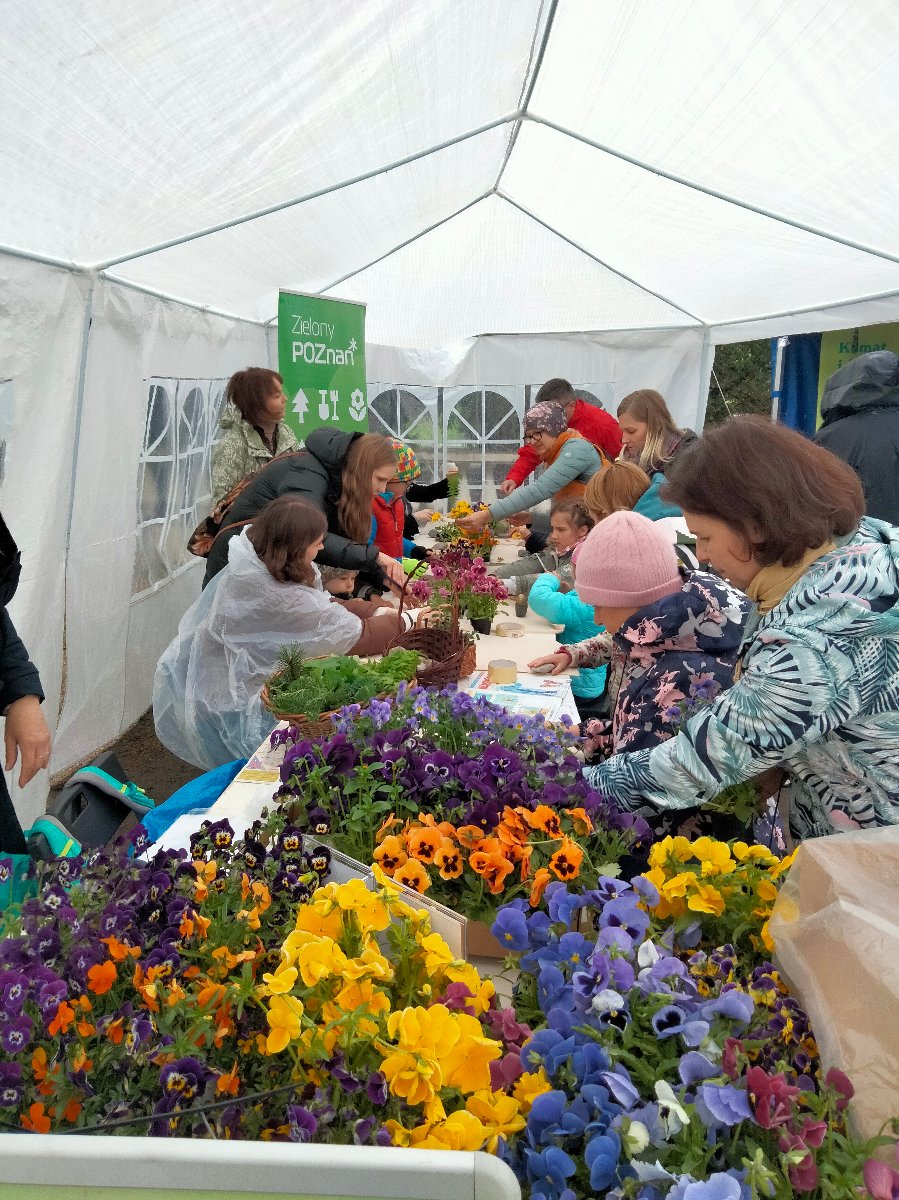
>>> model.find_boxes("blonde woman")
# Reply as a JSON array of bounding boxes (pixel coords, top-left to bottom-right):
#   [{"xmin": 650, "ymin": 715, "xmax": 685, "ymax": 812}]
[
  {"xmin": 203, "ymin": 430, "xmax": 406, "ymax": 590},
  {"xmin": 617, "ymin": 389, "xmax": 695, "ymax": 476}
]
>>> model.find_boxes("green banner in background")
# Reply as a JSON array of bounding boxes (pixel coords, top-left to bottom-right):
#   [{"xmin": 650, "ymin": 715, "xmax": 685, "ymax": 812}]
[
  {"xmin": 277, "ymin": 291, "xmax": 367, "ymax": 441},
  {"xmin": 817, "ymin": 322, "xmax": 899, "ymax": 423}
]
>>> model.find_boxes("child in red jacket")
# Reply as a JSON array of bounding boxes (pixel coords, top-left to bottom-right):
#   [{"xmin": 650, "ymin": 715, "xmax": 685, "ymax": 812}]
[{"xmin": 371, "ymin": 440, "xmax": 426, "ymax": 561}]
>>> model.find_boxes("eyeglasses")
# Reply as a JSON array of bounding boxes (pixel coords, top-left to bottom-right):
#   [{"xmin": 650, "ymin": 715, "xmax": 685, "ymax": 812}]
[{"xmin": 523, "ymin": 430, "xmax": 544, "ymax": 444}]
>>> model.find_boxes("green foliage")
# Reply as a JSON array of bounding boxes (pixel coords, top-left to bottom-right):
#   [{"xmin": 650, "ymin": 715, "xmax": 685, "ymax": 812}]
[
  {"xmin": 267, "ymin": 647, "xmax": 420, "ymax": 718},
  {"xmin": 705, "ymin": 340, "xmax": 772, "ymax": 427}
]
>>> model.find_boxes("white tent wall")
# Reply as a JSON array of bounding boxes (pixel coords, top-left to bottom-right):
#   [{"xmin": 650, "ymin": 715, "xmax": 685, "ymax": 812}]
[
  {"xmin": 52, "ymin": 279, "xmax": 268, "ymax": 775},
  {"xmin": 366, "ymin": 328, "xmax": 709, "ymax": 429},
  {"xmin": 0, "ymin": 253, "xmax": 90, "ymax": 827}
]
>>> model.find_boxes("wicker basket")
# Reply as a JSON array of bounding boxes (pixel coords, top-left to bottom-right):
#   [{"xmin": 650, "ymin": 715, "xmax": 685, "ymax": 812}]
[
  {"xmin": 387, "ymin": 566, "xmax": 476, "ymax": 688},
  {"xmin": 261, "ymin": 668, "xmax": 419, "ymax": 737}
]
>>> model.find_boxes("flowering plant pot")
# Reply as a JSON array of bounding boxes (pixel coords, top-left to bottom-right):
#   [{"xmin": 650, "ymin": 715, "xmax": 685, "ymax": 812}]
[
  {"xmin": 272, "ymin": 687, "xmax": 648, "ymax": 921},
  {"xmin": 489, "ymin": 838, "xmax": 898, "ymax": 1198}
]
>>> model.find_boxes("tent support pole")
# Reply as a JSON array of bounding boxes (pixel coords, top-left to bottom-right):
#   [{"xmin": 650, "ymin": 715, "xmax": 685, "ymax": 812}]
[
  {"xmin": 695, "ymin": 327, "xmax": 714, "ymax": 430},
  {"xmin": 64, "ymin": 273, "xmax": 97, "ymax": 555},
  {"xmin": 308, "ymin": 192, "xmax": 492, "ymax": 299},
  {"xmin": 0, "ymin": 243, "xmax": 81, "ymax": 272},
  {"xmin": 92, "ymin": 114, "xmax": 520, "ymax": 271},
  {"xmin": 710, "ymin": 286, "xmax": 899, "ymax": 333},
  {"xmin": 497, "ymin": 190, "xmax": 705, "ymax": 325},
  {"xmin": 492, "ymin": 0, "xmax": 560, "ymax": 192},
  {"xmin": 527, "ymin": 115, "xmax": 899, "ymax": 267}
]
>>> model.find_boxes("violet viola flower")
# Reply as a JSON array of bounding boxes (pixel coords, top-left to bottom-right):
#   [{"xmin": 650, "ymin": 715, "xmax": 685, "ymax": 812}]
[
  {"xmin": 694, "ymin": 1082, "xmax": 753, "ymax": 1128},
  {"xmin": 365, "ymin": 1072, "xmax": 388, "ymax": 1106},
  {"xmin": 287, "ymin": 1104, "xmax": 318, "ymax": 1143},
  {"xmin": 0, "ymin": 969, "xmax": 27, "ymax": 1015},
  {"xmin": 0, "ymin": 1013, "xmax": 32, "ymax": 1055},
  {"xmin": 863, "ymin": 1156, "xmax": 899, "ymax": 1200},
  {"xmin": 0, "ymin": 1062, "xmax": 23, "ymax": 1108}
]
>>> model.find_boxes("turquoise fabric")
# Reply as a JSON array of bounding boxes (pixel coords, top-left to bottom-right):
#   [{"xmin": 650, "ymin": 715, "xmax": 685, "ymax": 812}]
[
  {"xmin": 585, "ymin": 518, "xmax": 899, "ymax": 842},
  {"xmin": 528, "ymin": 573, "xmax": 607, "ymax": 699},
  {"xmin": 490, "ymin": 438, "xmax": 602, "ymax": 520},
  {"xmin": 633, "ymin": 473, "xmax": 682, "ymax": 520}
]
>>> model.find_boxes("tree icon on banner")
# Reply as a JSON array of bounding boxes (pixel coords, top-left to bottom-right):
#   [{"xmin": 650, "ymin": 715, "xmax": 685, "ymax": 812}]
[
  {"xmin": 292, "ymin": 388, "xmax": 309, "ymax": 423},
  {"xmin": 349, "ymin": 388, "xmax": 367, "ymax": 423}
]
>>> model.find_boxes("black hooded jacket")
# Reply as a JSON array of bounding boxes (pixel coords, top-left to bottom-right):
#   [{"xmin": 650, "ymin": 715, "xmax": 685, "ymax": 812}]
[
  {"xmin": 203, "ymin": 428, "xmax": 383, "ymax": 586},
  {"xmin": 815, "ymin": 350, "xmax": 899, "ymax": 526}
]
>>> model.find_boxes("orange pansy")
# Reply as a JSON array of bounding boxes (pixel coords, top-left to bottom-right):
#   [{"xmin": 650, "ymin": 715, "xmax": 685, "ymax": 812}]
[
  {"xmin": 529, "ymin": 867, "xmax": 552, "ymax": 906},
  {"xmin": 373, "ymin": 835, "xmax": 408, "ymax": 873},
  {"xmin": 434, "ymin": 839, "xmax": 464, "ymax": 880},
  {"xmin": 407, "ymin": 826, "xmax": 443, "ymax": 863},
  {"xmin": 469, "ymin": 848, "xmax": 515, "ymax": 894},
  {"xmin": 548, "ymin": 838, "xmax": 584, "ymax": 881},
  {"xmin": 87, "ymin": 960, "xmax": 117, "ymax": 996},
  {"xmin": 527, "ymin": 805, "xmax": 563, "ymax": 838},
  {"xmin": 394, "ymin": 859, "xmax": 431, "ymax": 894}
]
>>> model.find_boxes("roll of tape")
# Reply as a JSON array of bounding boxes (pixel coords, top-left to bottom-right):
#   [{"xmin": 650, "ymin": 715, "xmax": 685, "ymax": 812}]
[{"xmin": 487, "ymin": 658, "xmax": 518, "ymax": 684}]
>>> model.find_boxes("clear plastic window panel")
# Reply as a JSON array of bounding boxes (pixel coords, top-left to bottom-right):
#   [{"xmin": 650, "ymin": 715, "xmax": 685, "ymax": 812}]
[
  {"xmin": 131, "ymin": 376, "xmax": 227, "ymax": 597},
  {"xmin": 367, "ymin": 385, "xmax": 439, "ymax": 483}
]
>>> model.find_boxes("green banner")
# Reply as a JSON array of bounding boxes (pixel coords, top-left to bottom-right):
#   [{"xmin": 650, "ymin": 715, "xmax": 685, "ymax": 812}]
[
  {"xmin": 277, "ymin": 290, "xmax": 367, "ymax": 441},
  {"xmin": 816, "ymin": 322, "xmax": 899, "ymax": 424}
]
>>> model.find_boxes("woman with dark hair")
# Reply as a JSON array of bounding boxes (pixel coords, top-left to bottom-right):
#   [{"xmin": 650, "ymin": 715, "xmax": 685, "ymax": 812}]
[
  {"xmin": 617, "ymin": 389, "xmax": 695, "ymax": 476},
  {"xmin": 155, "ymin": 496, "xmax": 415, "ymax": 769},
  {"xmin": 582, "ymin": 415, "xmax": 899, "ymax": 843},
  {"xmin": 211, "ymin": 368, "xmax": 300, "ymax": 504},
  {"xmin": 203, "ymin": 429, "xmax": 406, "ymax": 590}
]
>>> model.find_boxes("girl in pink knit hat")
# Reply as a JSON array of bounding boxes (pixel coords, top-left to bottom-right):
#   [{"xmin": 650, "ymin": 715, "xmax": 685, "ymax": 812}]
[{"xmin": 537, "ymin": 511, "xmax": 750, "ymax": 838}]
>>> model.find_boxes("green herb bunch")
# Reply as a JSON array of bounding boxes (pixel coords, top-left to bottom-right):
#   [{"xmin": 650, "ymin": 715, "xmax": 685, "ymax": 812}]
[{"xmin": 267, "ymin": 647, "xmax": 420, "ymax": 719}]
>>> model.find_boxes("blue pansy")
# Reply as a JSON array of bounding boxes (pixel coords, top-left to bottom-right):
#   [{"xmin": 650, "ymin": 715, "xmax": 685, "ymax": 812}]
[
  {"xmin": 585, "ymin": 1130, "xmax": 622, "ymax": 1190},
  {"xmin": 694, "ymin": 1083, "xmax": 753, "ymax": 1129},
  {"xmin": 491, "ymin": 906, "xmax": 530, "ymax": 952}
]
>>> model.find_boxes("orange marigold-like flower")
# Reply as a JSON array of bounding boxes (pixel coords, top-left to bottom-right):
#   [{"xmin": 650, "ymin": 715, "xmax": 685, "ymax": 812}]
[
  {"xmin": 529, "ymin": 867, "xmax": 552, "ymax": 906},
  {"xmin": 21, "ymin": 1103, "xmax": 52, "ymax": 1134},
  {"xmin": 564, "ymin": 807, "xmax": 594, "ymax": 836},
  {"xmin": 373, "ymin": 835, "xmax": 408, "ymax": 873},
  {"xmin": 527, "ymin": 805, "xmax": 563, "ymax": 838},
  {"xmin": 87, "ymin": 960, "xmax": 117, "ymax": 996},
  {"xmin": 469, "ymin": 848, "xmax": 515, "ymax": 895},
  {"xmin": 48, "ymin": 1001, "xmax": 75, "ymax": 1035},
  {"xmin": 548, "ymin": 838, "xmax": 584, "ymax": 881},
  {"xmin": 394, "ymin": 859, "xmax": 431, "ymax": 894},
  {"xmin": 434, "ymin": 839, "xmax": 464, "ymax": 880},
  {"xmin": 454, "ymin": 824, "xmax": 486, "ymax": 849},
  {"xmin": 407, "ymin": 826, "xmax": 444, "ymax": 864}
]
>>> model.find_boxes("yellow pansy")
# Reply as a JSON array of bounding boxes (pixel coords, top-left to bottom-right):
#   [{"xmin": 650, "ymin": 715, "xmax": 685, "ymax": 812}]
[
  {"xmin": 756, "ymin": 878, "xmax": 778, "ymax": 902},
  {"xmin": 648, "ymin": 835, "xmax": 693, "ymax": 870},
  {"xmin": 295, "ymin": 939, "xmax": 348, "ymax": 987},
  {"xmin": 264, "ymin": 993, "xmax": 305, "ymax": 1055},
  {"xmin": 381, "ymin": 1049, "xmax": 440, "ymax": 1105},
  {"xmin": 466, "ymin": 1092, "xmax": 526, "ymax": 1153},
  {"xmin": 292, "ymin": 900, "xmax": 344, "ymax": 942},
  {"xmin": 685, "ymin": 880, "xmax": 726, "ymax": 917},
  {"xmin": 415, "ymin": 1109, "xmax": 489, "ymax": 1151},
  {"xmin": 418, "ymin": 932, "xmax": 456, "ymax": 974},
  {"xmin": 513, "ymin": 1067, "xmax": 552, "ymax": 1111},
  {"xmin": 691, "ymin": 836, "xmax": 735, "ymax": 876},
  {"xmin": 332, "ymin": 879, "xmax": 391, "ymax": 933},
  {"xmin": 260, "ymin": 965, "xmax": 298, "ymax": 995},
  {"xmin": 339, "ymin": 946, "xmax": 393, "ymax": 983}
]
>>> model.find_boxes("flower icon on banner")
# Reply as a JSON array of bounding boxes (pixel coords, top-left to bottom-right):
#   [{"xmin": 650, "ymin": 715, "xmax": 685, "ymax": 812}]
[
  {"xmin": 348, "ymin": 338, "xmax": 357, "ymax": 352},
  {"xmin": 349, "ymin": 388, "xmax": 367, "ymax": 422}
]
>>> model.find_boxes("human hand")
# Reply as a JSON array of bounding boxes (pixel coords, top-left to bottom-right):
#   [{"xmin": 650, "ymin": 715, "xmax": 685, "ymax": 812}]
[
  {"xmin": 415, "ymin": 608, "xmax": 439, "ymax": 628},
  {"xmin": 504, "ymin": 510, "xmax": 531, "ymax": 528},
  {"xmin": 498, "ymin": 480, "xmax": 518, "ymax": 497},
  {"xmin": 377, "ymin": 554, "xmax": 407, "ymax": 589},
  {"xmin": 456, "ymin": 509, "xmax": 491, "ymax": 532},
  {"xmin": 5, "ymin": 694, "xmax": 51, "ymax": 787},
  {"xmin": 527, "ymin": 651, "xmax": 571, "ymax": 675}
]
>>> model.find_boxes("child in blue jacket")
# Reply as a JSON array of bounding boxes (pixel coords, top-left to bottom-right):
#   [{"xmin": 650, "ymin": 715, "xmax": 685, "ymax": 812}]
[{"xmin": 527, "ymin": 500, "xmax": 607, "ymax": 719}]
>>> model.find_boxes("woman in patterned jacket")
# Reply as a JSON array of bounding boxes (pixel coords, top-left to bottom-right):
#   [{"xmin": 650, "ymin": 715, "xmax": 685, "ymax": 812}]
[
  {"xmin": 569, "ymin": 416, "xmax": 899, "ymax": 843},
  {"xmin": 211, "ymin": 368, "xmax": 300, "ymax": 504}
]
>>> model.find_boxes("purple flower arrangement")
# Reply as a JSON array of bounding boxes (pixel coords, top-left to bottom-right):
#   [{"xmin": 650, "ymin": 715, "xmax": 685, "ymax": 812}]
[{"xmin": 491, "ymin": 873, "xmax": 899, "ymax": 1199}]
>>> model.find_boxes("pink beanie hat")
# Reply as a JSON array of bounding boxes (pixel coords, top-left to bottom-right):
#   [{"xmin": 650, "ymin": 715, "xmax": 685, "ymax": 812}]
[{"xmin": 575, "ymin": 511, "xmax": 681, "ymax": 608}]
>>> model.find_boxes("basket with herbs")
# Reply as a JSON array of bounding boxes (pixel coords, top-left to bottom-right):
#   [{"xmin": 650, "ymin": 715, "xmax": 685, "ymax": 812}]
[{"xmin": 261, "ymin": 645, "xmax": 420, "ymax": 735}]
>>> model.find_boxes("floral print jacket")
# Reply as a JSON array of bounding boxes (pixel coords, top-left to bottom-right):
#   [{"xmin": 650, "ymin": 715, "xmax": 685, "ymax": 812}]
[
  {"xmin": 583, "ymin": 571, "xmax": 748, "ymax": 758},
  {"xmin": 585, "ymin": 518, "xmax": 899, "ymax": 842}
]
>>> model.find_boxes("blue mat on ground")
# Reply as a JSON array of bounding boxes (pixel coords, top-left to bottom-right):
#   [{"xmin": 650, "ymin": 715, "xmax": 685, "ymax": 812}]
[{"xmin": 142, "ymin": 759, "xmax": 246, "ymax": 843}]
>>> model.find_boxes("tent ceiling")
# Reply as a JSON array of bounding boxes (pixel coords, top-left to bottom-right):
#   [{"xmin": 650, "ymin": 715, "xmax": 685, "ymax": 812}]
[{"xmin": 3, "ymin": 0, "xmax": 899, "ymax": 342}]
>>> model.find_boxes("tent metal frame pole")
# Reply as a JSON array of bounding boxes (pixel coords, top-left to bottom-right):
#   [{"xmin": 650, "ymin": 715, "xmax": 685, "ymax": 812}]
[
  {"xmin": 262, "ymin": 192, "xmax": 494, "ymax": 323},
  {"xmin": 492, "ymin": 0, "xmax": 559, "ymax": 192},
  {"xmin": 0, "ymin": 242, "xmax": 82, "ymax": 272},
  {"xmin": 526, "ymin": 115, "xmax": 899, "ymax": 268},
  {"xmin": 64, "ymin": 273, "xmax": 97, "ymax": 554},
  {"xmin": 497, "ymin": 190, "xmax": 707, "ymax": 326},
  {"xmin": 710, "ymin": 286, "xmax": 899, "ymax": 331},
  {"xmin": 695, "ymin": 327, "xmax": 714, "ymax": 430},
  {"xmin": 92, "ymin": 114, "xmax": 521, "ymax": 271},
  {"xmin": 100, "ymin": 272, "xmax": 269, "ymax": 327}
]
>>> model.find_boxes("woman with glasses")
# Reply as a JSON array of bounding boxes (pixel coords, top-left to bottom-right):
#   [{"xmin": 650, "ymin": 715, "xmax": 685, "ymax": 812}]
[{"xmin": 456, "ymin": 402, "xmax": 603, "ymax": 536}]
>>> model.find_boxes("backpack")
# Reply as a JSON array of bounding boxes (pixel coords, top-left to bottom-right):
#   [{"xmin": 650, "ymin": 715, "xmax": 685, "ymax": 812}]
[{"xmin": 187, "ymin": 450, "xmax": 307, "ymax": 558}]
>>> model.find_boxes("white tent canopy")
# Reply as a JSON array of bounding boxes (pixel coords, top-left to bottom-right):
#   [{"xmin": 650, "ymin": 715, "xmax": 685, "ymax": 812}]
[{"xmin": 2, "ymin": 0, "xmax": 899, "ymax": 819}]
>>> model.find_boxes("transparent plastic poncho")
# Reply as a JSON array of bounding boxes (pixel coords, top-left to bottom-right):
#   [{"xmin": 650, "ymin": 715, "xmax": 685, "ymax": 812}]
[{"xmin": 153, "ymin": 529, "xmax": 362, "ymax": 770}]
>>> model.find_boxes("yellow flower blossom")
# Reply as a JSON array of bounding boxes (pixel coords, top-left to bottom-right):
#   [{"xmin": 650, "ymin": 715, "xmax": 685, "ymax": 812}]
[
  {"xmin": 260, "ymin": 965, "xmax": 298, "ymax": 995},
  {"xmin": 691, "ymin": 836, "xmax": 735, "ymax": 876},
  {"xmin": 513, "ymin": 1067, "xmax": 553, "ymax": 1111},
  {"xmin": 292, "ymin": 901, "xmax": 344, "ymax": 942},
  {"xmin": 264, "ymin": 993, "xmax": 304, "ymax": 1055},
  {"xmin": 466, "ymin": 1091, "xmax": 526, "ymax": 1153},
  {"xmin": 331, "ymin": 879, "xmax": 391, "ymax": 933},
  {"xmin": 686, "ymin": 880, "xmax": 726, "ymax": 917},
  {"xmin": 339, "ymin": 946, "xmax": 393, "ymax": 983},
  {"xmin": 648, "ymin": 835, "xmax": 693, "ymax": 869},
  {"xmin": 294, "ymin": 938, "xmax": 348, "ymax": 988}
]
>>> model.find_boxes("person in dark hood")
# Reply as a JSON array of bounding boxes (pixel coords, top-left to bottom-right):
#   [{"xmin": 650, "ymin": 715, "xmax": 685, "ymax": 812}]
[
  {"xmin": 0, "ymin": 513, "xmax": 52, "ymax": 853},
  {"xmin": 815, "ymin": 349, "xmax": 899, "ymax": 525},
  {"xmin": 202, "ymin": 429, "xmax": 406, "ymax": 590}
]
